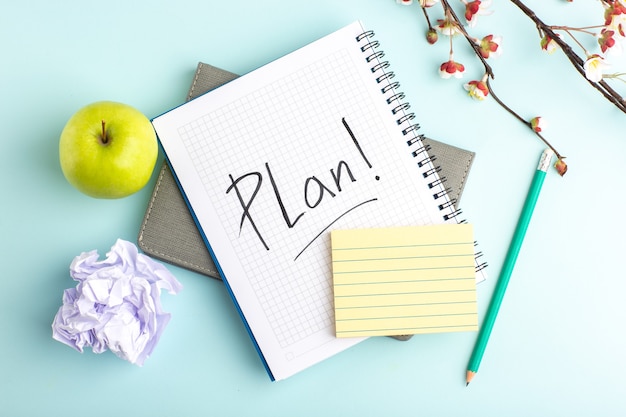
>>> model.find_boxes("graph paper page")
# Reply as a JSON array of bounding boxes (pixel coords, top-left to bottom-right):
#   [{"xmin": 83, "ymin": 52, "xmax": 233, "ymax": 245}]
[{"xmin": 152, "ymin": 21, "xmax": 459, "ymax": 380}]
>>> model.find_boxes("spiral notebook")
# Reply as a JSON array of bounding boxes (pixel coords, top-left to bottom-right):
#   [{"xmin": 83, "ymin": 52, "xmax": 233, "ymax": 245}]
[{"xmin": 151, "ymin": 21, "xmax": 486, "ymax": 381}]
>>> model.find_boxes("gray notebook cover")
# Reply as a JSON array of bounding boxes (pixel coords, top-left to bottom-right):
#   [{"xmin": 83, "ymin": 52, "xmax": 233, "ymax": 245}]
[{"xmin": 138, "ymin": 62, "xmax": 476, "ymax": 281}]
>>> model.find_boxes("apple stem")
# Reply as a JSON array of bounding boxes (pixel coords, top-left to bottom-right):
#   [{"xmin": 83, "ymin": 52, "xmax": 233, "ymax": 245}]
[
  {"xmin": 100, "ymin": 120, "xmax": 109, "ymax": 145},
  {"xmin": 100, "ymin": 120, "xmax": 109, "ymax": 144}
]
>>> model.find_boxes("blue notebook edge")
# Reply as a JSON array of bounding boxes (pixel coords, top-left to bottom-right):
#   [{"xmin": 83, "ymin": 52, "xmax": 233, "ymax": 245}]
[{"xmin": 155, "ymin": 141, "xmax": 276, "ymax": 381}]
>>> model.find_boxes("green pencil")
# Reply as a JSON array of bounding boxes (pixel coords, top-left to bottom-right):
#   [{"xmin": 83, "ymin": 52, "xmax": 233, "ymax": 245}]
[{"xmin": 466, "ymin": 148, "xmax": 554, "ymax": 385}]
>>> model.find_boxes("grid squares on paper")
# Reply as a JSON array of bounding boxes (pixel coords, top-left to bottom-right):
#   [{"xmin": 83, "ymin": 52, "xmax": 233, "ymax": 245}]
[{"xmin": 177, "ymin": 48, "xmax": 437, "ymax": 348}]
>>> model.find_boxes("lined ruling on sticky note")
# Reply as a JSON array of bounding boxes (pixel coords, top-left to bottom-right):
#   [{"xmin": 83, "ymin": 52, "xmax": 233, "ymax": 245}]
[{"xmin": 331, "ymin": 224, "xmax": 478, "ymax": 338}]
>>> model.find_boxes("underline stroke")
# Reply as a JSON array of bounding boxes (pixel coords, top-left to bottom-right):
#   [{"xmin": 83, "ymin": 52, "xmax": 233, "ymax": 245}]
[{"xmin": 293, "ymin": 198, "xmax": 378, "ymax": 261}]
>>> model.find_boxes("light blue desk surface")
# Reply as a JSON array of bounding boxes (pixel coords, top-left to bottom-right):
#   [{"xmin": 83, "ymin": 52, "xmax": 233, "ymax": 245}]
[{"xmin": 2, "ymin": 1, "xmax": 625, "ymax": 415}]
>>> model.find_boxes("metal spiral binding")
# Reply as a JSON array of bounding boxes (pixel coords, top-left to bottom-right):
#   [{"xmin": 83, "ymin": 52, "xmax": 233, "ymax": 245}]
[
  {"xmin": 356, "ymin": 29, "xmax": 485, "ymax": 274},
  {"xmin": 475, "ymin": 250, "xmax": 488, "ymax": 272},
  {"xmin": 356, "ymin": 30, "xmax": 450, "ymax": 202}
]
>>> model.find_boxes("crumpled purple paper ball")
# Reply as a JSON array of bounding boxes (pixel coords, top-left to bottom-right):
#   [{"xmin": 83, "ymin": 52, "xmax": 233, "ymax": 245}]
[{"xmin": 52, "ymin": 239, "xmax": 182, "ymax": 366}]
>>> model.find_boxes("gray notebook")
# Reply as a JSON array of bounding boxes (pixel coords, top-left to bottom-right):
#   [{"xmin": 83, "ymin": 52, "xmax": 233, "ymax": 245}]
[{"xmin": 138, "ymin": 62, "xmax": 476, "ymax": 281}]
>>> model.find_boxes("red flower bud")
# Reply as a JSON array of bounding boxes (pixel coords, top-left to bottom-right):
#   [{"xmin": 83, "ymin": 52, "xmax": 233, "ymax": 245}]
[
  {"xmin": 426, "ymin": 28, "xmax": 438, "ymax": 44},
  {"xmin": 554, "ymin": 158, "xmax": 568, "ymax": 176}
]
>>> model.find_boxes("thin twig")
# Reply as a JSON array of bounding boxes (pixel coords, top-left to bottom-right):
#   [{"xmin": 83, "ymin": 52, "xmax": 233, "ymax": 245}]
[
  {"xmin": 486, "ymin": 78, "xmax": 563, "ymax": 159},
  {"xmin": 420, "ymin": 4, "xmax": 434, "ymax": 29}
]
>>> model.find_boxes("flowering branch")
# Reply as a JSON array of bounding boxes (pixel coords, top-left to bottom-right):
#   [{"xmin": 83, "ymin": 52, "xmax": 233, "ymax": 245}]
[
  {"xmin": 400, "ymin": 0, "xmax": 626, "ymax": 176},
  {"xmin": 429, "ymin": 0, "xmax": 569, "ymax": 174},
  {"xmin": 441, "ymin": 0, "xmax": 494, "ymax": 79},
  {"xmin": 438, "ymin": 0, "xmax": 565, "ymax": 162},
  {"xmin": 510, "ymin": 0, "xmax": 626, "ymax": 114}
]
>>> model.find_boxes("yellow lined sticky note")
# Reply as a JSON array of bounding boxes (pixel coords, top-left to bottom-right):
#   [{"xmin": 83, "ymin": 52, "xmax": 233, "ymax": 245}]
[{"xmin": 331, "ymin": 223, "xmax": 478, "ymax": 338}]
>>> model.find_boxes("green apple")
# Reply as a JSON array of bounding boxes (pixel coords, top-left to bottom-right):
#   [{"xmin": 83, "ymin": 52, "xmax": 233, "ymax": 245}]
[{"xmin": 59, "ymin": 101, "xmax": 158, "ymax": 198}]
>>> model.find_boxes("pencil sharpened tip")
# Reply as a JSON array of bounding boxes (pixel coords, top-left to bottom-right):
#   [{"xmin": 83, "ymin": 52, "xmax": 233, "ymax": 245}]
[{"xmin": 465, "ymin": 370, "xmax": 475, "ymax": 386}]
